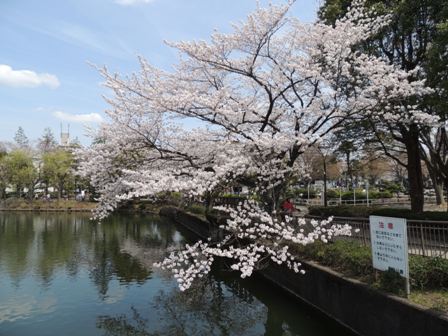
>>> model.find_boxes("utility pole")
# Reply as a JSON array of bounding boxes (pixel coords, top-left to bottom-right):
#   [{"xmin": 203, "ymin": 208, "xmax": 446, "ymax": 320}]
[
  {"xmin": 339, "ymin": 183, "xmax": 342, "ymax": 205},
  {"xmin": 323, "ymin": 155, "xmax": 328, "ymax": 207},
  {"xmin": 307, "ymin": 182, "xmax": 310, "ymax": 204},
  {"xmin": 366, "ymin": 180, "xmax": 369, "ymax": 207}
]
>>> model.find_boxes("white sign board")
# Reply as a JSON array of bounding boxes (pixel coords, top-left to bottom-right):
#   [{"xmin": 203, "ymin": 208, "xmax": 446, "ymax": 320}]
[{"xmin": 369, "ymin": 216, "xmax": 409, "ymax": 279}]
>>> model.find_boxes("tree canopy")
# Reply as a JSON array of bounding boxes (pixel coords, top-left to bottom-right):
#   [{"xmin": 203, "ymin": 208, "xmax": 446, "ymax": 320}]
[{"xmin": 78, "ymin": 1, "xmax": 435, "ymax": 290}]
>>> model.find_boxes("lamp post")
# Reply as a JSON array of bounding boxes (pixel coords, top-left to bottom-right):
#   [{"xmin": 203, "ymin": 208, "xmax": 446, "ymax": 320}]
[
  {"xmin": 366, "ymin": 180, "xmax": 369, "ymax": 207},
  {"xmin": 307, "ymin": 182, "xmax": 310, "ymax": 203},
  {"xmin": 339, "ymin": 183, "xmax": 342, "ymax": 205}
]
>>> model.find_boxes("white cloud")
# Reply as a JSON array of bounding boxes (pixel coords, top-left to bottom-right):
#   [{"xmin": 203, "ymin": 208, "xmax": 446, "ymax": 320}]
[
  {"xmin": 115, "ymin": 0, "xmax": 155, "ymax": 6},
  {"xmin": 53, "ymin": 111, "xmax": 103, "ymax": 123},
  {"xmin": 0, "ymin": 64, "xmax": 60, "ymax": 89}
]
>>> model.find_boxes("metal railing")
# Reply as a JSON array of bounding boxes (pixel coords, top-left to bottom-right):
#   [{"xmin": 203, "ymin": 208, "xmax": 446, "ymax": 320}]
[
  {"xmin": 214, "ymin": 196, "xmax": 247, "ymax": 207},
  {"xmin": 212, "ymin": 197, "xmax": 448, "ymax": 258},
  {"xmin": 307, "ymin": 215, "xmax": 448, "ymax": 259},
  {"xmin": 295, "ymin": 196, "xmax": 444, "ymax": 207}
]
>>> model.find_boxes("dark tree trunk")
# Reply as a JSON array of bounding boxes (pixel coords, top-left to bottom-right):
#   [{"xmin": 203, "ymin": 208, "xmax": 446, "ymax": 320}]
[
  {"xmin": 442, "ymin": 178, "xmax": 448, "ymax": 212},
  {"xmin": 445, "ymin": 178, "xmax": 448, "ymax": 212},
  {"xmin": 58, "ymin": 182, "xmax": 63, "ymax": 199},
  {"xmin": 404, "ymin": 126, "xmax": 424, "ymax": 212},
  {"xmin": 27, "ymin": 186, "xmax": 34, "ymax": 201},
  {"xmin": 422, "ymin": 154, "xmax": 445, "ymax": 207},
  {"xmin": 434, "ymin": 180, "xmax": 444, "ymax": 206},
  {"xmin": 346, "ymin": 151, "xmax": 351, "ymax": 189},
  {"xmin": 261, "ymin": 180, "xmax": 289, "ymax": 215},
  {"xmin": 323, "ymin": 156, "xmax": 328, "ymax": 207},
  {"xmin": 432, "ymin": 175, "xmax": 445, "ymax": 206}
]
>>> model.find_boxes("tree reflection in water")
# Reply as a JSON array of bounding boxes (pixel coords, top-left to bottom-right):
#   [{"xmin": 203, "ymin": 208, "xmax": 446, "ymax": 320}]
[
  {"xmin": 1, "ymin": 213, "xmax": 354, "ymax": 336},
  {"xmin": 97, "ymin": 274, "xmax": 266, "ymax": 336},
  {"xmin": 97, "ymin": 307, "xmax": 152, "ymax": 336},
  {"xmin": 0, "ymin": 213, "xmax": 175, "ymax": 297}
]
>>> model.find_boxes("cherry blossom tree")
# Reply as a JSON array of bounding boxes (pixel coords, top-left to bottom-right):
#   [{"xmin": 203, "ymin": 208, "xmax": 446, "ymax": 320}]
[{"xmin": 78, "ymin": 0, "xmax": 434, "ymax": 290}]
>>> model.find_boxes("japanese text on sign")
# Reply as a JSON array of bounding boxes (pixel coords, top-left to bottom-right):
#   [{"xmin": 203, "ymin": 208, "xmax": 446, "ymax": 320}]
[{"xmin": 369, "ymin": 216, "xmax": 409, "ymax": 279}]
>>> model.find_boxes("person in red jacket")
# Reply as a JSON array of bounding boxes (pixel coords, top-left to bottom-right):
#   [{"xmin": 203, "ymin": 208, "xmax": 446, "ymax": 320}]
[{"xmin": 281, "ymin": 198, "xmax": 295, "ymax": 213}]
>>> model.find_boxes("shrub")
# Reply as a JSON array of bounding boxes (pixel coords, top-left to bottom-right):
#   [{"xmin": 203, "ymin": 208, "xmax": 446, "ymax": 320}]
[
  {"xmin": 372, "ymin": 208, "xmax": 448, "ymax": 221},
  {"xmin": 378, "ymin": 269, "xmax": 405, "ymax": 295},
  {"xmin": 381, "ymin": 182, "xmax": 404, "ymax": 195},
  {"xmin": 376, "ymin": 191, "xmax": 393, "ymax": 199},
  {"xmin": 341, "ymin": 190, "xmax": 367, "ymax": 200},
  {"xmin": 322, "ymin": 240, "xmax": 373, "ymax": 276},
  {"xmin": 4, "ymin": 197, "xmax": 29, "ymax": 209},
  {"xmin": 186, "ymin": 204, "xmax": 206, "ymax": 215},
  {"xmin": 295, "ymin": 240, "xmax": 373, "ymax": 277},
  {"xmin": 293, "ymin": 239, "xmax": 448, "ymax": 292},
  {"xmin": 409, "ymin": 256, "xmax": 448, "ymax": 289},
  {"xmin": 308, "ymin": 205, "xmax": 374, "ymax": 218},
  {"xmin": 326, "ymin": 189, "xmax": 341, "ymax": 199}
]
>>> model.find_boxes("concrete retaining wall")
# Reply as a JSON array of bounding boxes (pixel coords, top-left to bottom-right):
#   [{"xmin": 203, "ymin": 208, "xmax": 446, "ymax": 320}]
[{"xmin": 160, "ymin": 206, "xmax": 448, "ymax": 336}]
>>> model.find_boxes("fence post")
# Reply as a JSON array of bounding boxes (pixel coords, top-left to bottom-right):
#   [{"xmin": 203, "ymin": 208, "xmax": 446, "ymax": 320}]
[
  {"xmin": 361, "ymin": 219, "xmax": 368, "ymax": 246},
  {"xmin": 419, "ymin": 223, "xmax": 426, "ymax": 256}
]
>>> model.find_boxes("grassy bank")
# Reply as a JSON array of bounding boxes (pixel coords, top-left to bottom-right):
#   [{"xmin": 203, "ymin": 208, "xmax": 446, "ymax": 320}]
[
  {"xmin": 291, "ymin": 239, "xmax": 448, "ymax": 312},
  {"xmin": 0, "ymin": 198, "xmax": 97, "ymax": 211}
]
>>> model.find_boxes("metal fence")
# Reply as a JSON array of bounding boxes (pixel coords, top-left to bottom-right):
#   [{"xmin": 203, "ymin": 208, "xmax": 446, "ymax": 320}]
[
  {"xmin": 212, "ymin": 197, "xmax": 448, "ymax": 258},
  {"xmin": 307, "ymin": 215, "xmax": 448, "ymax": 259},
  {"xmin": 295, "ymin": 196, "xmax": 444, "ymax": 207}
]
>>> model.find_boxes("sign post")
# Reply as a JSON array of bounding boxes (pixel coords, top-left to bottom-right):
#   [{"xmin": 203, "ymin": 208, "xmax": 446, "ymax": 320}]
[{"xmin": 369, "ymin": 216, "xmax": 410, "ymax": 296}]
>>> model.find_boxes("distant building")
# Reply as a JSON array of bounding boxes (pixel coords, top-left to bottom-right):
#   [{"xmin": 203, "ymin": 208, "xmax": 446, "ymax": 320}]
[
  {"xmin": 58, "ymin": 124, "xmax": 80, "ymax": 151},
  {"xmin": 60, "ymin": 124, "xmax": 70, "ymax": 147}
]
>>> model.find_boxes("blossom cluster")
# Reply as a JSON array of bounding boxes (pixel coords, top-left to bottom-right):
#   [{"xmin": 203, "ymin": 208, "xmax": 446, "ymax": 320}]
[
  {"xmin": 78, "ymin": 1, "xmax": 433, "ymax": 289},
  {"xmin": 155, "ymin": 200, "xmax": 354, "ymax": 291}
]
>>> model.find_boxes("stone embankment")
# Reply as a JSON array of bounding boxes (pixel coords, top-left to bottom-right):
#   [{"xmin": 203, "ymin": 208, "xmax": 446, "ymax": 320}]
[{"xmin": 160, "ymin": 206, "xmax": 448, "ymax": 336}]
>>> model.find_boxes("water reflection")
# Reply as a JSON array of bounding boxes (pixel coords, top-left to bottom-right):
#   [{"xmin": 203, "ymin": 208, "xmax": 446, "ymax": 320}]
[
  {"xmin": 98, "ymin": 275, "xmax": 266, "ymax": 336},
  {"xmin": 0, "ymin": 213, "xmax": 175, "ymax": 296},
  {"xmin": 0, "ymin": 213, "xmax": 354, "ymax": 336},
  {"xmin": 0, "ymin": 295, "xmax": 57, "ymax": 323}
]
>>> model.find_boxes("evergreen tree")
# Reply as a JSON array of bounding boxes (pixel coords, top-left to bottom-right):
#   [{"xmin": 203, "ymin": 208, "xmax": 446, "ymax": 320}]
[
  {"xmin": 14, "ymin": 127, "xmax": 29, "ymax": 149},
  {"xmin": 38, "ymin": 128, "xmax": 58, "ymax": 153}
]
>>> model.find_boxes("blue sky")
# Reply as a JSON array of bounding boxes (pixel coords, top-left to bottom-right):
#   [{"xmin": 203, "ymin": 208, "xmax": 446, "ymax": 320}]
[{"xmin": 0, "ymin": 0, "xmax": 319, "ymax": 146}]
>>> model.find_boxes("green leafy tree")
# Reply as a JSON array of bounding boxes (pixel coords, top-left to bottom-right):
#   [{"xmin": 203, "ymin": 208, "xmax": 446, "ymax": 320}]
[
  {"xmin": 319, "ymin": 0, "xmax": 448, "ymax": 212},
  {"xmin": 4, "ymin": 150, "xmax": 37, "ymax": 199},
  {"xmin": 0, "ymin": 149, "xmax": 7, "ymax": 199},
  {"xmin": 42, "ymin": 150, "xmax": 74, "ymax": 199},
  {"xmin": 419, "ymin": 12, "xmax": 448, "ymax": 208}
]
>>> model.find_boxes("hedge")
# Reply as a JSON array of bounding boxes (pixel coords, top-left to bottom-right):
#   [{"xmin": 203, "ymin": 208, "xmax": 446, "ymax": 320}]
[
  {"xmin": 292, "ymin": 240, "xmax": 448, "ymax": 292},
  {"xmin": 340, "ymin": 190, "xmax": 392, "ymax": 200},
  {"xmin": 308, "ymin": 205, "xmax": 448, "ymax": 221}
]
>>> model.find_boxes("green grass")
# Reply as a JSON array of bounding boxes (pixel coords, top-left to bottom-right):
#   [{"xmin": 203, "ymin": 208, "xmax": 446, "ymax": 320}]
[
  {"xmin": 409, "ymin": 290, "xmax": 448, "ymax": 312},
  {"xmin": 0, "ymin": 198, "xmax": 96, "ymax": 210},
  {"xmin": 291, "ymin": 239, "xmax": 448, "ymax": 312}
]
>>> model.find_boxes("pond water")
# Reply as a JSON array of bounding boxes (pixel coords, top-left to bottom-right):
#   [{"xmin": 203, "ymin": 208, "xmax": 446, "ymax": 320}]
[{"xmin": 0, "ymin": 212, "xmax": 355, "ymax": 336}]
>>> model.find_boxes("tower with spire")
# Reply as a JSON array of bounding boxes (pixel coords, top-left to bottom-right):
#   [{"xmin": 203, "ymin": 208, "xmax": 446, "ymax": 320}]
[{"xmin": 60, "ymin": 123, "xmax": 70, "ymax": 147}]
